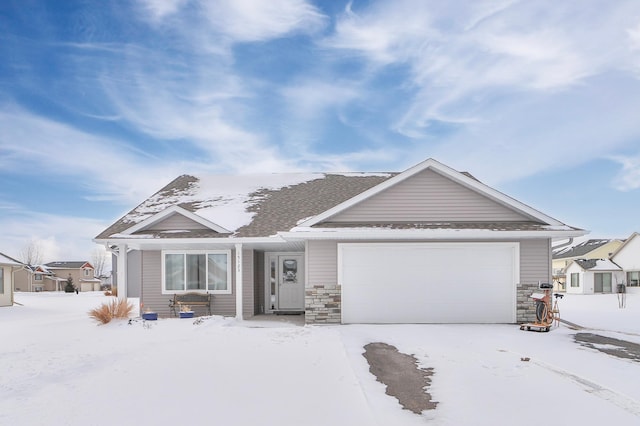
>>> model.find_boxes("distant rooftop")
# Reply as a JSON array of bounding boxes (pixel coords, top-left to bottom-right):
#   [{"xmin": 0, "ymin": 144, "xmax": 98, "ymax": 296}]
[
  {"xmin": 45, "ymin": 261, "xmax": 92, "ymax": 269},
  {"xmin": 553, "ymin": 239, "xmax": 617, "ymax": 259}
]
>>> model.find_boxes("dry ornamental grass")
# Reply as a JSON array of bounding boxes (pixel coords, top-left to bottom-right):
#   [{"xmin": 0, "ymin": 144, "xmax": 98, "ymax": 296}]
[{"xmin": 88, "ymin": 298, "xmax": 134, "ymax": 324}]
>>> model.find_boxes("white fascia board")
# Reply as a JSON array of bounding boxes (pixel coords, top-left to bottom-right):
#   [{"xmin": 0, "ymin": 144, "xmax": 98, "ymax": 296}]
[
  {"xmin": 280, "ymin": 227, "xmax": 588, "ymax": 241},
  {"xmin": 93, "ymin": 235, "xmax": 288, "ymax": 250},
  {"xmin": 121, "ymin": 205, "xmax": 231, "ymax": 235},
  {"xmin": 299, "ymin": 158, "xmax": 565, "ymax": 227},
  {"xmin": 610, "ymin": 232, "xmax": 640, "ymax": 260}
]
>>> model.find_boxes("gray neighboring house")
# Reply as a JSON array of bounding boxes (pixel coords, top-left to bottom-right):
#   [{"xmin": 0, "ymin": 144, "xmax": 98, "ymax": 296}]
[
  {"xmin": 94, "ymin": 158, "xmax": 586, "ymax": 324},
  {"xmin": 0, "ymin": 253, "xmax": 23, "ymax": 307}
]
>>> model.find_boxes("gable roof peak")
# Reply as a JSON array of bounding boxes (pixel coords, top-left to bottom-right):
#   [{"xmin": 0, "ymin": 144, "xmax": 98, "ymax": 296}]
[{"xmin": 298, "ymin": 157, "xmax": 565, "ymax": 228}]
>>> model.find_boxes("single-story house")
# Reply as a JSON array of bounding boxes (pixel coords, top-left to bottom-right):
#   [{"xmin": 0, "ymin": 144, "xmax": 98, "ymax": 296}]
[
  {"xmin": 94, "ymin": 158, "xmax": 586, "ymax": 324},
  {"xmin": 611, "ymin": 232, "xmax": 640, "ymax": 294},
  {"xmin": 564, "ymin": 259, "xmax": 624, "ymax": 294},
  {"xmin": 0, "ymin": 252, "xmax": 23, "ymax": 307}
]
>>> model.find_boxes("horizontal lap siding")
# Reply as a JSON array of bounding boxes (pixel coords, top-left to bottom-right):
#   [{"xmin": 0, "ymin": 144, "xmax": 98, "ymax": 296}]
[
  {"xmin": 147, "ymin": 213, "xmax": 208, "ymax": 230},
  {"xmin": 307, "ymin": 240, "xmax": 338, "ymax": 287},
  {"xmin": 141, "ymin": 251, "xmax": 167, "ymax": 316},
  {"xmin": 243, "ymin": 249, "xmax": 254, "ymax": 318},
  {"xmin": 519, "ymin": 239, "xmax": 551, "ymax": 285},
  {"xmin": 140, "ymin": 249, "xmax": 238, "ymax": 318},
  {"xmin": 309, "ymin": 239, "xmax": 550, "ymax": 288},
  {"xmin": 330, "ymin": 169, "xmax": 527, "ymax": 222}
]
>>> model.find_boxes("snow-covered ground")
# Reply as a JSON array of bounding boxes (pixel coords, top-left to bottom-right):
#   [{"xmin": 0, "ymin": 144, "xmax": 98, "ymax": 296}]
[{"xmin": 1, "ymin": 291, "xmax": 639, "ymax": 425}]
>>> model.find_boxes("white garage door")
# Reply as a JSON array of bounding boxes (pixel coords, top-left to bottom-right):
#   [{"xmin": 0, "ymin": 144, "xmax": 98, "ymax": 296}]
[{"xmin": 339, "ymin": 242, "xmax": 519, "ymax": 324}]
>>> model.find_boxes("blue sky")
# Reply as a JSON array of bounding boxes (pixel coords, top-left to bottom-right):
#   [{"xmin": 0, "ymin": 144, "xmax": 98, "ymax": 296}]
[{"xmin": 1, "ymin": 0, "xmax": 639, "ymax": 263}]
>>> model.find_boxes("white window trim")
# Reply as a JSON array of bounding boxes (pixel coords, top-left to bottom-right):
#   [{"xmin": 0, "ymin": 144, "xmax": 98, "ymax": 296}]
[
  {"xmin": 570, "ymin": 272, "xmax": 580, "ymax": 288},
  {"xmin": 627, "ymin": 270, "xmax": 640, "ymax": 287},
  {"xmin": 161, "ymin": 249, "xmax": 232, "ymax": 295}
]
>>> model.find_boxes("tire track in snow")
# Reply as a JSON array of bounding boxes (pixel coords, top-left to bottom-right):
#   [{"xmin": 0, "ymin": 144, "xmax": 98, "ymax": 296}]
[{"xmin": 530, "ymin": 358, "xmax": 640, "ymax": 417}]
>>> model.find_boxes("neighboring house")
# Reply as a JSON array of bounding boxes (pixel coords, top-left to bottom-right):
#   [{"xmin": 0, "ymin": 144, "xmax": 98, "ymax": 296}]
[
  {"xmin": 564, "ymin": 259, "xmax": 624, "ymax": 294},
  {"xmin": 94, "ymin": 158, "xmax": 586, "ymax": 324},
  {"xmin": 552, "ymin": 239, "xmax": 624, "ymax": 290},
  {"xmin": 611, "ymin": 232, "xmax": 640, "ymax": 294},
  {"xmin": 0, "ymin": 253, "xmax": 23, "ymax": 307},
  {"xmin": 14, "ymin": 265, "xmax": 55, "ymax": 292},
  {"xmin": 43, "ymin": 261, "xmax": 100, "ymax": 292}
]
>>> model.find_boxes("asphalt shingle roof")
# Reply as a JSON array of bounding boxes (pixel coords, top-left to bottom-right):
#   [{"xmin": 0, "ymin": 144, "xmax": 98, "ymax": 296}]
[
  {"xmin": 96, "ymin": 173, "xmax": 396, "ymax": 239},
  {"xmin": 553, "ymin": 239, "xmax": 613, "ymax": 259}
]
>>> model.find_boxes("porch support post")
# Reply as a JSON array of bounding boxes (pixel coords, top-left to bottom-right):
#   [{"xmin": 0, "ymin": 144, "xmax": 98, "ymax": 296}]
[
  {"xmin": 116, "ymin": 244, "xmax": 128, "ymax": 300},
  {"xmin": 235, "ymin": 243, "xmax": 243, "ymax": 320}
]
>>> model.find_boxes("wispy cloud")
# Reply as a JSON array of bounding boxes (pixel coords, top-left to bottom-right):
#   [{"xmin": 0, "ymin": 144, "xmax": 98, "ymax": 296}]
[
  {"xmin": 199, "ymin": 0, "xmax": 327, "ymax": 42},
  {"xmin": 323, "ymin": 0, "xmax": 640, "ymax": 186},
  {"xmin": 0, "ymin": 106, "xmax": 179, "ymax": 204},
  {"xmin": 329, "ymin": 1, "xmax": 638, "ymax": 133},
  {"xmin": 0, "ymin": 209, "xmax": 107, "ymax": 263},
  {"xmin": 610, "ymin": 155, "xmax": 640, "ymax": 191}
]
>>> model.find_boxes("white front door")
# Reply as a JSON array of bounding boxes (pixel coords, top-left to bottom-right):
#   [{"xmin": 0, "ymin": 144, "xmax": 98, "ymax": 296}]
[{"xmin": 266, "ymin": 253, "xmax": 304, "ymax": 311}]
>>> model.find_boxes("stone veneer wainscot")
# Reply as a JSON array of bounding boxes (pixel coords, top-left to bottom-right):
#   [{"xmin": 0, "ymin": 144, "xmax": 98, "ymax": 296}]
[{"xmin": 305, "ymin": 284, "xmax": 341, "ymax": 324}]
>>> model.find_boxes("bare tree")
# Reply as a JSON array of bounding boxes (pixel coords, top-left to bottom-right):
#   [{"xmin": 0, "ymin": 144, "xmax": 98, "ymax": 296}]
[
  {"xmin": 91, "ymin": 248, "xmax": 107, "ymax": 278},
  {"xmin": 20, "ymin": 240, "xmax": 43, "ymax": 266}
]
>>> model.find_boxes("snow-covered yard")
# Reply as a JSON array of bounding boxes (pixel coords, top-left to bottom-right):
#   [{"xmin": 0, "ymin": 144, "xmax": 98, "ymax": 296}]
[{"xmin": 1, "ymin": 291, "xmax": 639, "ymax": 425}]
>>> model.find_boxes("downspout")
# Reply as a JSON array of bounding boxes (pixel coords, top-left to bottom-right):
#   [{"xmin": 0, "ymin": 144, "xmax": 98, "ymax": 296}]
[{"xmin": 552, "ymin": 238, "xmax": 573, "ymax": 251}]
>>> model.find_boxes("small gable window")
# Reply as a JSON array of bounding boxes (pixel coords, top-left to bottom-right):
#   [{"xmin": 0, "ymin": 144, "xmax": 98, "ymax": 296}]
[
  {"xmin": 162, "ymin": 250, "xmax": 231, "ymax": 294},
  {"xmin": 34, "ymin": 274, "xmax": 43, "ymax": 281}
]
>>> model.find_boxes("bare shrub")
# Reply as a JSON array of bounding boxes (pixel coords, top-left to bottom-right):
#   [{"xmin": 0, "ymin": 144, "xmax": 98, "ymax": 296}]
[{"xmin": 89, "ymin": 298, "xmax": 134, "ymax": 324}]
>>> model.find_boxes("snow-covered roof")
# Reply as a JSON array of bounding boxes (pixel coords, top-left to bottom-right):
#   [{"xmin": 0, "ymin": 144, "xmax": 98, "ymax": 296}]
[
  {"xmin": 553, "ymin": 239, "xmax": 618, "ymax": 259},
  {"xmin": 573, "ymin": 259, "xmax": 622, "ymax": 271},
  {"xmin": 45, "ymin": 261, "xmax": 93, "ymax": 269},
  {"xmin": 95, "ymin": 158, "xmax": 585, "ymax": 242},
  {"xmin": 96, "ymin": 173, "xmax": 395, "ymax": 240}
]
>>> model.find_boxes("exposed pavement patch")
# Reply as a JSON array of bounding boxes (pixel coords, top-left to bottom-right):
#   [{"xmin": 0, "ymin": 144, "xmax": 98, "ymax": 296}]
[
  {"xmin": 574, "ymin": 333, "xmax": 640, "ymax": 363},
  {"xmin": 363, "ymin": 342, "xmax": 438, "ymax": 414}
]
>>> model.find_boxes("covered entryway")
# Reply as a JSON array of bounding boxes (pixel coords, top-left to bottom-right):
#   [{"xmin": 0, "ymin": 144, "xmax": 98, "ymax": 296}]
[
  {"xmin": 339, "ymin": 242, "xmax": 519, "ymax": 324},
  {"xmin": 265, "ymin": 253, "xmax": 305, "ymax": 312}
]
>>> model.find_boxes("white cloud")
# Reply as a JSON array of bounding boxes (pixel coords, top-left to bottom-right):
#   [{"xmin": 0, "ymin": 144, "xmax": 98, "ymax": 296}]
[
  {"xmin": 610, "ymin": 155, "xmax": 640, "ymax": 191},
  {"xmin": 136, "ymin": 0, "xmax": 326, "ymax": 43},
  {"xmin": 0, "ymin": 210, "xmax": 109, "ymax": 264},
  {"xmin": 136, "ymin": 0, "xmax": 189, "ymax": 22},
  {"xmin": 325, "ymin": 0, "xmax": 640, "ymax": 139},
  {"xmin": 0, "ymin": 106, "xmax": 179, "ymax": 204},
  {"xmin": 199, "ymin": 0, "xmax": 327, "ymax": 42}
]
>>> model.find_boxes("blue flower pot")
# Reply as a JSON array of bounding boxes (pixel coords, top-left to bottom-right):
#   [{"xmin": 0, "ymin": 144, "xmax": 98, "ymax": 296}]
[
  {"xmin": 179, "ymin": 311, "xmax": 194, "ymax": 318},
  {"xmin": 142, "ymin": 312, "xmax": 158, "ymax": 321}
]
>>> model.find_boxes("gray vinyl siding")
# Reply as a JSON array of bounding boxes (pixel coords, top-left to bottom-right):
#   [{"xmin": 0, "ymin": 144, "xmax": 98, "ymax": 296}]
[
  {"xmin": 147, "ymin": 213, "xmax": 209, "ymax": 231},
  {"xmin": 329, "ymin": 169, "xmax": 528, "ymax": 222},
  {"xmin": 140, "ymin": 251, "xmax": 166, "ymax": 316},
  {"xmin": 139, "ymin": 249, "xmax": 240, "ymax": 318},
  {"xmin": 242, "ymin": 249, "xmax": 254, "ymax": 318},
  {"xmin": 126, "ymin": 250, "xmax": 142, "ymax": 298},
  {"xmin": 307, "ymin": 240, "xmax": 338, "ymax": 287},
  {"xmin": 519, "ymin": 239, "xmax": 552, "ymax": 285},
  {"xmin": 308, "ymin": 238, "xmax": 552, "ymax": 290}
]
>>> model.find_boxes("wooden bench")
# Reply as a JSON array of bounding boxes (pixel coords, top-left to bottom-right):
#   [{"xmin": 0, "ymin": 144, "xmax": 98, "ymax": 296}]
[{"xmin": 169, "ymin": 292, "xmax": 212, "ymax": 317}]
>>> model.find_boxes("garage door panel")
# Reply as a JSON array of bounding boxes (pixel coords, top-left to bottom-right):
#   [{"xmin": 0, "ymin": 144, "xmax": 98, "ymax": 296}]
[{"xmin": 339, "ymin": 243, "xmax": 518, "ymax": 323}]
